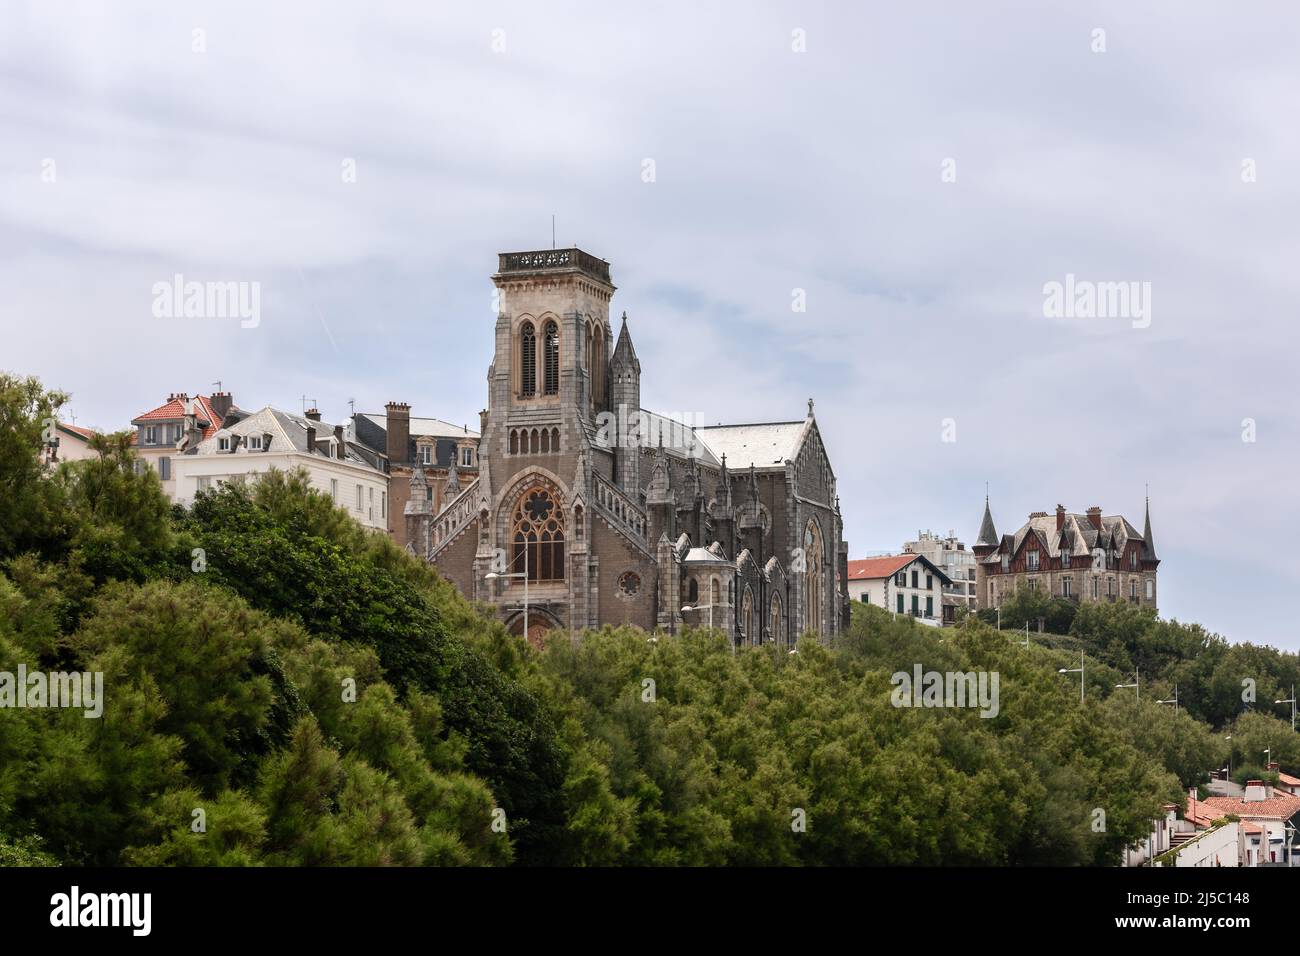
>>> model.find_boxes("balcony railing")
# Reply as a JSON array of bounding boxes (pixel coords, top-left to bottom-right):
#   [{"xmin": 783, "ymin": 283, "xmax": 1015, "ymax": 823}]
[{"xmin": 497, "ymin": 248, "xmax": 611, "ymax": 284}]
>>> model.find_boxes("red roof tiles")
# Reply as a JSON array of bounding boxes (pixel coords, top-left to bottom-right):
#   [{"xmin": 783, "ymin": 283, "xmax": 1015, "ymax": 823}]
[
  {"xmin": 132, "ymin": 394, "xmax": 223, "ymax": 440},
  {"xmin": 847, "ymin": 555, "xmax": 920, "ymax": 580}
]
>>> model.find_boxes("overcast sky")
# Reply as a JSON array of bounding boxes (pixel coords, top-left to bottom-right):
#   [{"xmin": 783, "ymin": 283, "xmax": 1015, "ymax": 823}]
[{"xmin": 3, "ymin": 1, "xmax": 1298, "ymax": 649}]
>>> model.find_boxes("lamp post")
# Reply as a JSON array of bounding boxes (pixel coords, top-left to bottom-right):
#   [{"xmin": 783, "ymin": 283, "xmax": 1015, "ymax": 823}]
[
  {"xmin": 1116, "ymin": 669, "xmax": 1140, "ymax": 702},
  {"xmin": 1224, "ymin": 735, "xmax": 1232, "ymax": 780},
  {"xmin": 1059, "ymin": 650, "xmax": 1085, "ymax": 703},
  {"xmin": 681, "ymin": 604, "xmax": 731, "ymax": 653},
  {"xmin": 1157, "ymin": 685, "xmax": 1179, "ymax": 714},
  {"xmin": 485, "ymin": 542, "xmax": 528, "ymax": 642},
  {"xmin": 1276, "ymin": 686, "xmax": 1296, "ymax": 732}
]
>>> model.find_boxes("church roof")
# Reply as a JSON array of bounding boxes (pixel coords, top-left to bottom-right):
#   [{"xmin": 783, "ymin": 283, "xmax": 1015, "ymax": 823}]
[{"xmin": 694, "ymin": 421, "xmax": 805, "ymax": 470}]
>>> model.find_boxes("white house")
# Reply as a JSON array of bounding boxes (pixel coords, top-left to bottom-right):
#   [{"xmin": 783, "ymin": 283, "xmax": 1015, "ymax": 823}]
[
  {"xmin": 171, "ymin": 406, "xmax": 389, "ymax": 531},
  {"xmin": 847, "ymin": 554, "xmax": 952, "ymax": 623}
]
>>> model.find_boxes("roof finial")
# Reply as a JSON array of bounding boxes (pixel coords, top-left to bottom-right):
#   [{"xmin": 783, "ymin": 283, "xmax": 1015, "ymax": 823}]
[
  {"xmin": 621, "ymin": 310, "xmax": 628, "ymax": 325},
  {"xmin": 807, "ymin": 397, "xmax": 815, "ymax": 417}
]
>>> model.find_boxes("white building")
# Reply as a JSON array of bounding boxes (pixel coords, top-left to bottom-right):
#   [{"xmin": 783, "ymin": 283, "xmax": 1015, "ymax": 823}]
[
  {"xmin": 903, "ymin": 530, "xmax": 977, "ymax": 615},
  {"xmin": 847, "ymin": 554, "xmax": 952, "ymax": 623},
  {"xmin": 170, "ymin": 406, "xmax": 389, "ymax": 531}
]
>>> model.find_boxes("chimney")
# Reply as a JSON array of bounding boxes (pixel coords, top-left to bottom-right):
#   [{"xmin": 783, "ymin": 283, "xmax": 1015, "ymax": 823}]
[
  {"xmin": 306, "ymin": 425, "xmax": 316, "ymax": 453},
  {"xmin": 305, "ymin": 407, "xmax": 322, "ymax": 422},
  {"xmin": 1244, "ymin": 780, "xmax": 1268, "ymax": 803},
  {"xmin": 385, "ymin": 402, "xmax": 411, "ymax": 466},
  {"xmin": 262, "ymin": 432, "xmax": 273, "ymax": 452},
  {"xmin": 1086, "ymin": 506, "xmax": 1102, "ymax": 530},
  {"xmin": 209, "ymin": 391, "xmax": 233, "ymax": 421},
  {"xmin": 1267, "ymin": 761, "xmax": 1280, "ymax": 772},
  {"xmin": 1056, "ymin": 504, "xmax": 1066, "ymax": 532},
  {"xmin": 334, "ymin": 424, "xmax": 346, "ymax": 458}
]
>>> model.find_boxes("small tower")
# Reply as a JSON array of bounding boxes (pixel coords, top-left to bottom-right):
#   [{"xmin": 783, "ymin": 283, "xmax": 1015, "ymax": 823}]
[
  {"xmin": 405, "ymin": 462, "xmax": 432, "ymax": 557},
  {"xmin": 610, "ymin": 311, "xmax": 641, "ymax": 494},
  {"xmin": 710, "ymin": 452, "xmax": 736, "ymax": 556}
]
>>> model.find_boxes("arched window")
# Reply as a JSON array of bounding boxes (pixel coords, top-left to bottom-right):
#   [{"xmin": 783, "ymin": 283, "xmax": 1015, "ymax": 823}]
[
  {"xmin": 511, "ymin": 487, "xmax": 565, "ymax": 582},
  {"xmin": 519, "ymin": 322, "xmax": 536, "ymax": 398},
  {"xmin": 541, "ymin": 428, "xmax": 550, "ymax": 453},
  {"xmin": 688, "ymin": 578, "xmax": 699, "ymax": 604},
  {"xmin": 804, "ymin": 519, "xmax": 824, "ymax": 636},
  {"xmin": 543, "ymin": 321, "xmax": 559, "ymax": 395},
  {"xmin": 742, "ymin": 587, "xmax": 754, "ymax": 645},
  {"xmin": 771, "ymin": 593, "xmax": 783, "ymax": 644},
  {"xmin": 509, "ymin": 429, "xmax": 519, "ymax": 454}
]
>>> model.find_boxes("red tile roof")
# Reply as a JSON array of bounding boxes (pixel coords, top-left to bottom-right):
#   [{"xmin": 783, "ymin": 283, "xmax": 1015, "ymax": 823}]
[
  {"xmin": 58, "ymin": 422, "xmax": 97, "ymax": 441},
  {"xmin": 847, "ymin": 555, "xmax": 919, "ymax": 580},
  {"xmin": 1202, "ymin": 791, "xmax": 1300, "ymax": 820},
  {"xmin": 1278, "ymin": 772, "xmax": 1300, "ymax": 787},
  {"xmin": 132, "ymin": 394, "xmax": 223, "ymax": 439}
]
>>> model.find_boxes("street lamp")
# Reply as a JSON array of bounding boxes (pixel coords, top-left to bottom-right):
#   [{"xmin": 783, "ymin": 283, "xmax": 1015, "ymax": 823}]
[
  {"xmin": 1157, "ymin": 685, "xmax": 1179, "ymax": 713},
  {"xmin": 681, "ymin": 603, "xmax": 732, "ymax": 653},
  {"xmin": 1224, "ymin": 735, "xmax": 1232, "ymax": 779},
  {"xmin": 1059, "ymin": 650, "xmax": 1085, "ymax": 703},
  {"xmin": 485, "ymin": 543, "xmax": 529, "ymax": 643},
  {"xmin": 1116, "ymin": 669, "xmax": 1140, "ymax": 701},
  {"xmin": 1276, "ymin": 685, "xmax": 1296, "ymax": 732}
]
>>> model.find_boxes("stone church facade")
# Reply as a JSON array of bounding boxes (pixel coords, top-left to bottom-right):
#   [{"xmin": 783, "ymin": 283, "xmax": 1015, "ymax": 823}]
[{"xmin": 406, "ymin": 247, "xmax": 849, "ymax": 647}]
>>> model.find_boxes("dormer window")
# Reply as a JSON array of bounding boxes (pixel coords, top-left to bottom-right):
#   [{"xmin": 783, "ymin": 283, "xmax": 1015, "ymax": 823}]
[
  {"xmin": 144, "ymin": 426, "xmax": 159, "ymax": 445},
  {"xmin": 248, "ymin": 435, "xmax": 263, "ymax": 451},
  {"xmin": 1027, "ymin": 550, "xmax": 1040, "ymax": 571},
  {"xmin": 218, "ymin": 437, "xmax": 231, "ymax": 452},
  {"xmin": 461, "ymin": 446, "xmax": 473, "ymax": 467},
  {"xmin": 420, "ymin": 445, "xmax": 432, "ymax": 466},
  {"xmin": 1061, "ymin": 551, "xmax": 1071, "ymax": 568},
  {"xmin": 1129, "ymin": 550, "xmax": 1138, "ymax": 570}
]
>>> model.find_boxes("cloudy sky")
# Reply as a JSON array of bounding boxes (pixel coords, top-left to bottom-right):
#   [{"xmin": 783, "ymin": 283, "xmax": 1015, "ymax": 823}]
[{"xmin": 3, "ymin": 1, "xmax": 1298, "ymax": 649}]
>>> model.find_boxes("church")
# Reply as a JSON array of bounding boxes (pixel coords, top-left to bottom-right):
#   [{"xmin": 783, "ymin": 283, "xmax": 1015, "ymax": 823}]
[{"xmin": 406, "ymin": 247, "xmax": 849, "ymax": 647}]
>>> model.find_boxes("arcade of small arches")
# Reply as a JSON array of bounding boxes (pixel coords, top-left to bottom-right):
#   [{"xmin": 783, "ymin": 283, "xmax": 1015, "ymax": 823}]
[{"xmin": 509, "ymin": 426, "xmax": 561, "ymax": 455}]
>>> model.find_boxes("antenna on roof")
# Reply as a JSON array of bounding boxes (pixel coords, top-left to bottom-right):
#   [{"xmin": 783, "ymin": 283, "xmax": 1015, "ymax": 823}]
[
  {"xmin": 348, "ymin": 398, "xmax": 355, "ymax": 416},
  {"xmin": 212, "ymin": 381, "xmax": 222, "ymax": 391},
  {"xmin": 552, "ymin": 214, "xmax": 556, "ymax": 249}
]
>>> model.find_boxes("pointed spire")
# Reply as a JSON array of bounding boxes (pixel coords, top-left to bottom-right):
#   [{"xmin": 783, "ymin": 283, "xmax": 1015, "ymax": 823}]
[
  {"xmin": 976, "ymin": 493, "xmax": 998, "ymax": 548},
  {"xmin": 612, "ymin": 310, "xmax": 639, "ymax": 369},
  {"xmin": 1143, "ymin": 495, "xmax": 1157, "ymax": 560}
]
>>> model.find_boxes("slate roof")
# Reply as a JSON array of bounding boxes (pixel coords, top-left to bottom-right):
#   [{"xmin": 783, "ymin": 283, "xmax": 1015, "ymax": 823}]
[
  {"xmin": 191, "ymin": 406, "xmax": 381, "ymax": 472},
  {"xmin": 694, "ymin": 421, "xmax": 807, "ymax": 470},
  {"xmin": 357, "ymin": 413, "xmax": 477, "ymax": 440}
]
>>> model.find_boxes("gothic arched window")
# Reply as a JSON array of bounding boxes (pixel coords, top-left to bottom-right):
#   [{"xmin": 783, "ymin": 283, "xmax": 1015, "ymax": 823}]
[
  {"xmin": 742, "ymin": 587, "xmax": 754, "ymax": 645},
  {"xmin": 543, "ymin": 321, "xmax": 559, "ymax": 396},
  {"xmin": 688, "ymin": 578, "xmax": 699, "ymax": 604},
  {"xmin": 519, "ymin": 322, "xmax": 536, "ymax": 398},
  {"xmin": 803, "ymin": 519, "xmax": 824, "ymax": 637},
  {"xmin": 512, "ymin": 488, "xmax": 565, "ymax": 582},
  {"xmin": 771, "ymin": 592, "xmax": 783, "ymax": 644}
]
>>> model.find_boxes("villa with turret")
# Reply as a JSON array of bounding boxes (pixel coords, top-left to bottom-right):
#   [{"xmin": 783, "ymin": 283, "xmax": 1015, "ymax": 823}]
[{"xmin": 973, "ymin": 499, "xmax": 1159, "ymax": 612}]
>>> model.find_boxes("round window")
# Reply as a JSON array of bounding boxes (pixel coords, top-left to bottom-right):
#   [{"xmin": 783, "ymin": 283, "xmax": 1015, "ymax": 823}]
[{"xmin": 618, "ymin": 572, "xmax": 641, "ymax": 596}]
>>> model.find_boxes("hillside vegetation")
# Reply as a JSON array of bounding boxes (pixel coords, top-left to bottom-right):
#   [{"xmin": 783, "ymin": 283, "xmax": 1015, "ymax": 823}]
[{"xmin": 2, "ymin": 372, "xmax": 1295, "ymax": 866}]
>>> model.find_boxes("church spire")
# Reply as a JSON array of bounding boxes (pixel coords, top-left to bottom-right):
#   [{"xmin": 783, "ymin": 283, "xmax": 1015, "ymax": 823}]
[
  {"xmin": 975, "ymin": 493, "xmax": 998, "ymax": 548},
  {"xmin": 1142, "ymin": 494, "xmax": 1157, "ymax": 560},
  {"xmin": 444, "ymin": 446, "xmax": 461, "ymax": 500},
  {"xmin": 611, "ymin": 311, "xmax": 639, "ymax": 370}
]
